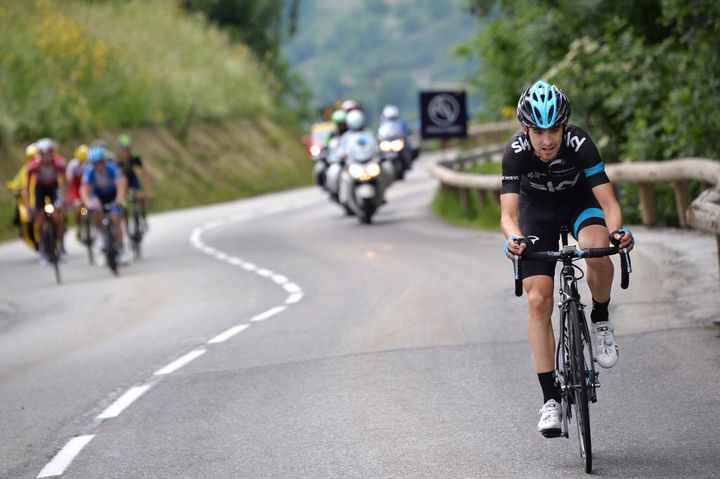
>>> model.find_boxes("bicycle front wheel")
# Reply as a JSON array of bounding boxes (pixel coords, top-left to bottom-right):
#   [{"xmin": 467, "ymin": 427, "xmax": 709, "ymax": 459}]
[{"xmin": 569, "ymin": 301, "xmax": 592, "ymax": 473}]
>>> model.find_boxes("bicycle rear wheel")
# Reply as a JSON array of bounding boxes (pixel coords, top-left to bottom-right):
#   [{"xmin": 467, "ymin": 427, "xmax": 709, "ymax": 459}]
[
  {"xmin": 42, "ymin": 219, "xmax": 61, "ymax": 284},
  {"xmin": 569, "ymin": 301, "xmax": 592, "ymax": 473},
  {"xmin": 105, "ymin": 223, "xmax": 119, "ymax": 276}
]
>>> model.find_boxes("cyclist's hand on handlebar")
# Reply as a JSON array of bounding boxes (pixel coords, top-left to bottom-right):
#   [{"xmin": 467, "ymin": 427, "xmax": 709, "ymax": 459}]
[
  {"xmin": 609, "ymin": 227, "xmax": 634, "ymax": 251},
  {"xmin": 505, "ymin": 236, "xmax": 527, "ymax": 259}
]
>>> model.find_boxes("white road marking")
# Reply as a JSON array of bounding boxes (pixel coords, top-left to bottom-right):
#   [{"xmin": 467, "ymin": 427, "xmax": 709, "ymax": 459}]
[
  {"xmin": 283, "ymin": 283, "xmax": 301, "ymax": 294},
  {"xmin": 203, "ymin": 219, "xmax": 225, "ymax": 229},
  {"xmin": 251, "ymin": 306, "xmax": 287, "ymax": 322},
  {"xmin": 207, "ymin": 324, "xmax": 249, "ymax": 344},
  {"xmin": 37, "ymin": 435, "xmax": 95, "ymax": 478},
  {"xmin": 37, "ymin": 201, "xmax": 315, "ymax": 478},
  {"xmin": 96, "ymin": 385, "xmax": 151, "ymax": 419},
  {"xmin": 154, "ymin": 349, "xmax": 207, "ymax": 376},
  {"xmin": 286, "ymin": 293, "xmax": 303, "ymax": 304}
]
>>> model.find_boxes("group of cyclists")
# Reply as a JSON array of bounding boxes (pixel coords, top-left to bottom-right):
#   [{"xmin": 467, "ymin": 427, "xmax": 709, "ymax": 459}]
[{"xmin": 6, "ymin": 134, "xmax": 153, "ymax": 268}]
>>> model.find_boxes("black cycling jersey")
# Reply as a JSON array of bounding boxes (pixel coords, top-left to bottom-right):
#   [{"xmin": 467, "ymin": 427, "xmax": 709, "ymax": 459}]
[
  {"xmin": 501, "ymin": 125, "xmax": 610, "ymax": 199},
  {"xmin": 118, "ymin": 155, "xmax": 143, "ymax": 190}
]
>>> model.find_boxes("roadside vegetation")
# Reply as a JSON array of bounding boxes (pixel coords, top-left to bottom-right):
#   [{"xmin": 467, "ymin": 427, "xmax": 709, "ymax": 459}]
[{"xmin": 0, "ymin": 0, "xmax": 311, "ymax": 241}]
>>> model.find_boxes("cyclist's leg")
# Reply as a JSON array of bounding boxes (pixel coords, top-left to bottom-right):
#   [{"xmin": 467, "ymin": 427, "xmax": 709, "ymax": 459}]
[
  {"xmin": 571, "ymin": 191, "xmax": 612, "ymax": 304},
  {"xmin": 519, "ymin": 194, "xmax": 562, "ymax": 406},
  {"xmin": 572, "ymin": 194, "xmax": 619, "ymax": 368},
  {"xmin": 524, "ymin": 274, "xmax": 556, "ymax": 373}
]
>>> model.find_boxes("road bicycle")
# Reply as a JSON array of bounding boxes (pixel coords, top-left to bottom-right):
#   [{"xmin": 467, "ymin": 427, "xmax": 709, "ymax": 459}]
[
  {"xmin": 512, "ymin": 226, "xmax": 631, "ymax": 473},
  {"xmin": 78, "ymin": 205, "xmax": 94, "ymax": 265},
  {"xmin": 100, "ymin": 204, "xmax": 120, "ymax": 276},
  {"xmin": 39, "ymin": 199, "xmax": 62, "ymax": 284},
  {"xmin": 126, "ymin": 191, "xmax": 145, "ymax": 260}
]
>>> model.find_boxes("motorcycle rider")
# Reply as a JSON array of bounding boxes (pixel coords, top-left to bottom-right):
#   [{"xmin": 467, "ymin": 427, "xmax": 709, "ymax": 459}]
[{"xmin": 336, "ymin": 109, "xmax": 394, "ymax": 207}]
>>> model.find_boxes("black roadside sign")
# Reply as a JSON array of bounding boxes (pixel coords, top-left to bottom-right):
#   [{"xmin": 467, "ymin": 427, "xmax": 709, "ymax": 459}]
[{"xmin": 419, "ymin": 91, "xmax": 467, "ymax": 139}]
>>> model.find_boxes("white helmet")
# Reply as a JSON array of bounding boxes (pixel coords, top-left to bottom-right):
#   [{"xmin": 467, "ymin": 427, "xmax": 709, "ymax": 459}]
[
  {"xmin": 346, "ymin": 109, "xmax": 366, "ymax": 131},
  {"xmin": 36, "ymin": 138, "xmax": 55, "ymax": 154},
  {"xmin": 382, "ymin": 105, "xmax": 399, "ymax": 119}
]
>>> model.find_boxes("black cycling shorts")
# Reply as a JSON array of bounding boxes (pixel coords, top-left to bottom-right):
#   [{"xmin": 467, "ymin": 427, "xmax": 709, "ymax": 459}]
[
  {"xmin": 519, "ymin": 188, "xmax": 606, "ymax": 279},
  {"xmin": 34, "ymin": 185, "xmax": 59, "ymax": 212}
]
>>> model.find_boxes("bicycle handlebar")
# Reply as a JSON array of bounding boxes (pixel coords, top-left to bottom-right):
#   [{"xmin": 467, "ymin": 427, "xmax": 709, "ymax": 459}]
[{"xmin": 512, "ymin": 243, "xmax": 631, "ymax": 297}]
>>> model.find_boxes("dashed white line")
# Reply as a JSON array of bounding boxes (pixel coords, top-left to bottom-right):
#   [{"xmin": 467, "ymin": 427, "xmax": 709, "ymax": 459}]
[
  {"xmin": 251, "ymin": 306, "xmax": 287, "ymax": 322},
  {"xmin": 283, "ymin": 283, "xmax": 301, "ymax": 294},
  {"xmin": 241, "ymin": 262, "xmax": 257, "ymax": 271},
  {"xmin": 154, "ymin": 349, "xmax": 207, "ymax": 376},
  {"xmin": 207, "ymin": 324, "xmax": 250, "ymax": 344},
  {"xmin": 271, "ymin": 274, "xmax": 288, "ymax": 285},
  {"xmin": 96, "ymin": 385, "xmax": 151, "ymax": 419},
  {"xmin": 286, "ymin": 293, "xmax": 303, "ymax": 304},
  {"xmin": 37, "ymin": 435, "xmax": 95, "ymax": 478},
  {"xmin": 256, "ymin": 268, "xmax": 273, "ymax": 277},
  {"xmin": 228, "ymin": 257, "xmax": 243, "ymax": 266}
]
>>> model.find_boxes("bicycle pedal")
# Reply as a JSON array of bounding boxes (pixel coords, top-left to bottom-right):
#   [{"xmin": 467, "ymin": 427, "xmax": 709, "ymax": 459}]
[{"xmin": 541, "ymin": 429, "xmax": 562, "ymax": 438}]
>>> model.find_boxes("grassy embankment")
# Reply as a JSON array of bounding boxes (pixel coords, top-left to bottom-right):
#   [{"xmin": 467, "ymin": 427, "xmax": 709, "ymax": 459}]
[
  {"xmin": 430, "ymin": 126, "xmax": 515, "ymax": 230},
  {"xmin": 0, "ymin": 0, "xmax": 311, "ymax": 241}
]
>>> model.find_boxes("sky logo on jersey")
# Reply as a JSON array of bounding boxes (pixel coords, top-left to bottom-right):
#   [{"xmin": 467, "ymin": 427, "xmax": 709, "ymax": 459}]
[
  {"xmin": 565, "ymin": 131, "xmax": 587, "ymax": 152},
  {"xmin": 511, "ymin": 137, "xmax": 531, "ymax": 153},
  {"xmin": 528, "ymin": 172, "xmax": 581, "ymax": 192},
  {"xmin": 527, "ymin": 235, "xmax": 540, "ymax": 244}
]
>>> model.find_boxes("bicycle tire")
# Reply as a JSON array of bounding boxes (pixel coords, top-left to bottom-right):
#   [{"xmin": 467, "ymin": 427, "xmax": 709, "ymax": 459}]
[
  {"xmin": 132, "ymin": 205, "xmax": 142, "ymax": 260},
  {"xmin": 569, "ymin": 300, "xmax": 592, "ymax": 473},
  {"xmin": 83, "ymin": 215, "xmax": 94, "ymax": 265},
  {"xmin": 42, "ymin": 218, "xmax": 61, "ymax": 284},
  {"xmin": 105, "ymin": 223, "xmax": 118, "ymax": 276}
]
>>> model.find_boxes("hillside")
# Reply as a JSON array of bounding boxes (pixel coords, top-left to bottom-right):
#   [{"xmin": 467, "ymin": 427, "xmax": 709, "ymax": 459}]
[
  {"xmin": 0, "ymin": 0, "xmax": 311, "ymax": 241},
  {"xmin": 282, "ymin": 0, "xmax": 479, "ymax": 122}
]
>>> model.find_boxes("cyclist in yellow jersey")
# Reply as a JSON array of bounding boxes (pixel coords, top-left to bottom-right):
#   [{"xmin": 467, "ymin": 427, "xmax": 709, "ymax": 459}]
[{"xmin": 6, "ymin": 144, "xmax": 40, "ymax": 250}]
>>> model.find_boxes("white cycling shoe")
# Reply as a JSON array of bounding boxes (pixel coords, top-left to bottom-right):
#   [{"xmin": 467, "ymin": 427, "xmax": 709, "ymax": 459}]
[
  {"xmin": 537, "ymin": 399, "xmax": 562, "ymax": 438},
  {"xmin": 593, "ymin": 321, "xmax": 619, "ymax": 368},
  {"xmin": 119, "ymin": 248, "xmax": 131, "ymax": 266}
]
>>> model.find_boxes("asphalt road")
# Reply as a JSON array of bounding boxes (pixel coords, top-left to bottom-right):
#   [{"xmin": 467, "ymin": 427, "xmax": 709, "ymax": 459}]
[{"xmin": 1, "ymin": 153, "xmax": 718, "ymax": 479}]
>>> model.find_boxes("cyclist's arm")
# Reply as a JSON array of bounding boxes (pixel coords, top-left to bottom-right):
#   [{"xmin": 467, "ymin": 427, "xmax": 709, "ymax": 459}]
[
  {"xmin": 141, "ymin": 168, "xmax": 153, "ymax": 198},
  {"xmin": 79, "ymin": 182, "xmax": 91, "ymax": 206},
  {"xmin": 591, "ymin": 183, "xmax": 633, "ymax": 250},
  {"xmin": 115, "ymin": 174, "xmax": 128, "ymax": 204},
  {"xmin": 500, "ymin": 193, "xmax": 527, "ymax": 256}
]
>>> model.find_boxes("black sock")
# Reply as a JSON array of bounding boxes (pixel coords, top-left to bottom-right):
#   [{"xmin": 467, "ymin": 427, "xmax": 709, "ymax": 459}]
[
  {"xmin": 591, "ymin": 298, "xmax": 610, "ymax": 323},
  {"xmin": 538, "ymin": 371, "xmax": 561, "ymax": 403}
]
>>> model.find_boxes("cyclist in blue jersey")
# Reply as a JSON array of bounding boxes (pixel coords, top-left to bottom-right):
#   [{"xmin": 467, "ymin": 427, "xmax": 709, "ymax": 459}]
[
  {"xmin": 500, "ymin": 81, "xmax": 634, "ymax": 437},
  {"xmin": 80, "ymin": 146, "xmax": 130, "ymax": 265}
]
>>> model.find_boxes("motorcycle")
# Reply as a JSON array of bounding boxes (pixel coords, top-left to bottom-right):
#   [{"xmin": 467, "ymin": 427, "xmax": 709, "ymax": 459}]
[
  {"xmin": 378, "ymin": 122, "xmax": 412, "ymax": 180},
  {"xmin": 338, "ymin": 132, "xmax": 394, "ymax": 224}
]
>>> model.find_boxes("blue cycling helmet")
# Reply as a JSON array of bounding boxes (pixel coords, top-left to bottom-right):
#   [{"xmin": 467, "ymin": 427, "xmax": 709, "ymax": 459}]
[
  {"xmin": 517, "ymin": 80, "xmax": 570, "ymax": 129},
  {"xmin": 88, "ymin": 146, "xmax": 106, "ymax": 164}
]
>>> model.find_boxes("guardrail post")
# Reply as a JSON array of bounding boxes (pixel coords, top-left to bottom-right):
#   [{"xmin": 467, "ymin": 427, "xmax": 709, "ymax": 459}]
[
  {"xmin": 638, "ymin": 182, "xmax": 658, "ymax": 226},
  {"xmin": 673, "ymin": 180, "xmax": 692, "ymax": 227},
  {"xmin": 459, "ymin": 188, "xmax": 474, "ymax": 217},
  {"xmin": 476, "ymin": 188, "xmax": 487, "ymax": 212}
]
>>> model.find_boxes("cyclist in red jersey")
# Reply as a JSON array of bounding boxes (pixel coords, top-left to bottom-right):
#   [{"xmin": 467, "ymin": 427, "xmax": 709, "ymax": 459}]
[
  {"xmin": 66, "ymin": 144, "xmax": 89, "ymax": 239},
  {"xmin": 25, "ymin": 138, "xmax": 68, "ymax": 259}
]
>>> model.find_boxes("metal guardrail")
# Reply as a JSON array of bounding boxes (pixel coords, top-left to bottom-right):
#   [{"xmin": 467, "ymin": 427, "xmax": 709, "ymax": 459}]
[{"xmin": 429, "ymin": 129, "xmax": 720, "ymax": 275}]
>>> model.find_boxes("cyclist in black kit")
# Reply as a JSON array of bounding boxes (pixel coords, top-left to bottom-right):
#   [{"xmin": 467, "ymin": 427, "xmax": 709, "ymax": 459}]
[{"xmin": 500, "ymin": 80, "xmax": 634, "ymax": 437}]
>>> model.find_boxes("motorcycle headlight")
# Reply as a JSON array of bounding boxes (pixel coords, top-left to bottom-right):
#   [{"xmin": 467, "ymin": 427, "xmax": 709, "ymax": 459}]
[
  {"xmin": 379, "ymin": 140, "xmax": 392, "ymax": 152},
  {"xmin": 310, "ymin": 144, "xmax": 322, "ymax": 157},
  {"xmin": 349, "ymin": 164, "xmax": 365, "ymax": 179},
  {"xmin": 391, "ymin": 139, "xmax": 405, "ymax": 152},
  {"xmin": 44, "ymin": 204, "xmax": 55, "ymax": 214},
  {"xmin": 366, "ymin": 163, "xmax": 381, "ymax": 178}
]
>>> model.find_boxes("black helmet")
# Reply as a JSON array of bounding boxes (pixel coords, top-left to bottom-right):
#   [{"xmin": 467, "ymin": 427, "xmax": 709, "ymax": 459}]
[{"xmin": 517, "ymin": 80, "xmax": 570, "ymax": 129}]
